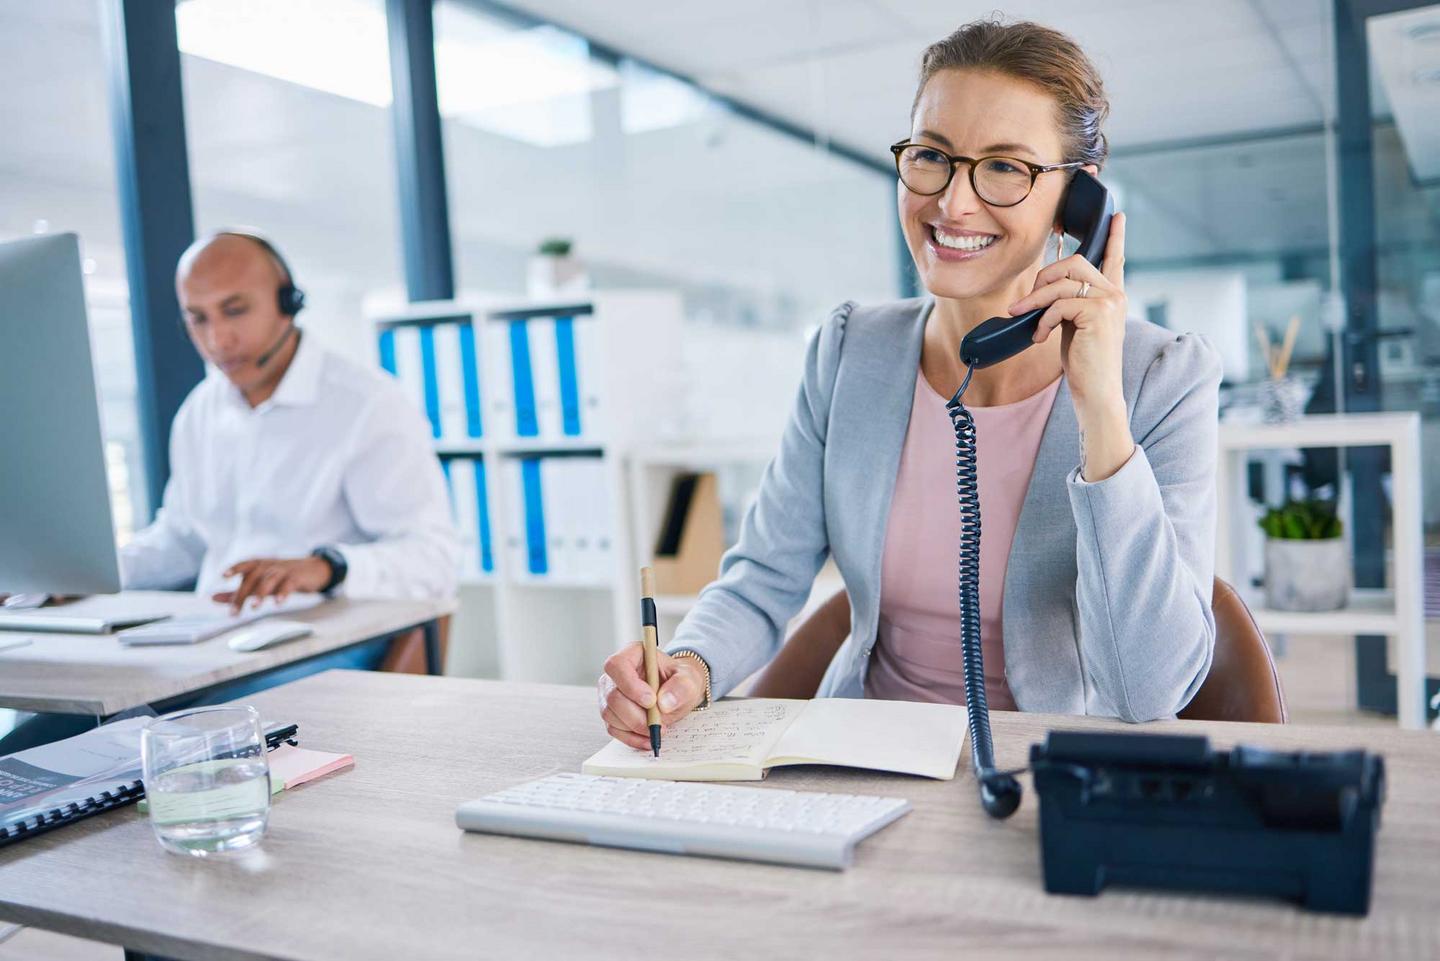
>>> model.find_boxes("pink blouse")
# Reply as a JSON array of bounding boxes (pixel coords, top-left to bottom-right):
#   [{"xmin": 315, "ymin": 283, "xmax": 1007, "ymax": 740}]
[{"xmin": 864, "ymin": 369, "xmax": 1063, "ymax": 710}]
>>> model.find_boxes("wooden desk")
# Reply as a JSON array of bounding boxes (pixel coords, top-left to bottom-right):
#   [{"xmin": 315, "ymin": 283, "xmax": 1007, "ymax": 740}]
[
  {"xmin": 0, "ymin": 593, "xmax": 451, "ymax": 716},
  {"xmin": 1, "ymin": 671, "xmax": 1437, "ymax": 961}
]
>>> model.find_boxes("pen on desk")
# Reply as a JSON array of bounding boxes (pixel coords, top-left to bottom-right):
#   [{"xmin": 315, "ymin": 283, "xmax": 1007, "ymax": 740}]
[{"xmin": 640, "ymin": 567, "xmax": 662, "ymax": 757}]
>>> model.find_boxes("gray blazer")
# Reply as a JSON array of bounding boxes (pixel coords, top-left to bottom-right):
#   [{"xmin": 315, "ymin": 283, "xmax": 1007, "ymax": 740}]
[{"xmin": 666, "ymin": 297, "xmax": 1224, "ymax": 722}]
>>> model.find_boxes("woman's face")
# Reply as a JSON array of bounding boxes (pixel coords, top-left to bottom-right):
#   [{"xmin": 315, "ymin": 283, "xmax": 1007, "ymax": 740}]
[{"xmin": 900, "ymin": 68, "xmax": 1071, "ymax": 304}]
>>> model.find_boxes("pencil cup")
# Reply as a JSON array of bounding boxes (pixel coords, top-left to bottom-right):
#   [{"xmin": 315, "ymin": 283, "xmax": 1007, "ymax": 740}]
[
  {"xmin": 140, "ymin": 705, "xmax": 271, "ymax": 857},
  {"xmin": 1261, "ymin": 376, "xmax": 1306, "ymax": 424}
]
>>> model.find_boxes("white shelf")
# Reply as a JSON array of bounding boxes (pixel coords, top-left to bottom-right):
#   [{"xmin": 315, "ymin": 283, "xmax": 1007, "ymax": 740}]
[
  {"xmin": 370, "ymin": 291, "xmax": 686, "ymax": 687},
  {"xmin": 482, "ymin": 296, "xmax": 595, "ymax": 316},
  {"xmin": 1214, "ymin": 409, "xmax": 1425, "ymax": 727},
  {"xmin": 495, "ymin": 438, "xmax": 606, "ymax": 455},
  {"xmin": 507, "ymin": 577, "xmax": 613, "ymax": 591},
  {"xmin": 628, "ymin": 440, "xmax": 777, "ymax": 469},
  {"xmin": 435, "ymin": 440, "xmax": 487, "ymax": 455},
  {"xmin": 1240, "ymin": 588, "xmax": 1398, "ymax": 636},
  {"xmin": 1218, "ymin": 411, "xmax": 1419, "ymax": 450},
  {"xmin": 434, "ymin": 438, "xmax": 606, "ymax": 456}
]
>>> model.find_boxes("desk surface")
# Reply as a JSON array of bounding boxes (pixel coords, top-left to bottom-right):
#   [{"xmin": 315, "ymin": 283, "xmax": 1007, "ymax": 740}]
[
  {"xmin": 0, "ymin": 593, "xmax": 450, "ymax": 716},
  {"xmin": 1, "ymin": 671, "xmax": 1437, "ymax": 961}
]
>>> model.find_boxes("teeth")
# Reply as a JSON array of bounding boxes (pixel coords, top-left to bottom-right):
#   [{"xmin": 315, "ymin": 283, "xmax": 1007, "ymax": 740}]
[{"xmin": 933, "ymin": 228, "xmax": 997, "ymax": 251}]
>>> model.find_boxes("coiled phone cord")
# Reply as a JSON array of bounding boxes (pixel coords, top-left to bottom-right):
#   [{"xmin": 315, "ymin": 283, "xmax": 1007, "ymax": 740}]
[{"xmin": 947, "ymin": 363, "xmax": 1023, "ymax": 819}]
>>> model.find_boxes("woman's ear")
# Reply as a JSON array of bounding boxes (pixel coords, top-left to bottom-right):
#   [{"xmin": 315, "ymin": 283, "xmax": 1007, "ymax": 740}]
[{"xmin": 1082, "ymin": 163, "xmax": 1100, "ymax": 178}]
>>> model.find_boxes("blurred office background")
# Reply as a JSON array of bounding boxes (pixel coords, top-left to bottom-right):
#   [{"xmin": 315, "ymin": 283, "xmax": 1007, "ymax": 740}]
[{"xmin": 1, "ymin": 0, "xmax": 1438, "ymax": 724}]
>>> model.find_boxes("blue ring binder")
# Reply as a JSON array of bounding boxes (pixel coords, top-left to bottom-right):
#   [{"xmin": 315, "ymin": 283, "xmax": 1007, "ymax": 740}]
[
  {"xmin": 521, "ymin": 458, "xmax": 547, "ymax": 575},
  {"xmin": 418, "ymin": 325, "xmax": 443, "ymax": 439},
  {"xmin": 509, "ymin": 320, "xmax": 539, "ymax": 438},
  {"xmin": 459, "ymin": 323, "xmax": 484, "ymax": 439},
  {"xmin": 554, "ymin": 317, "xmax": 581, "ymax": 437},
  {"xmin": 378, "ymin": 328, "xmax": 397, "ymax": 375},
  {"xmin": 476, "ymin": 459, "xmax": 494, "ymax": 573}
]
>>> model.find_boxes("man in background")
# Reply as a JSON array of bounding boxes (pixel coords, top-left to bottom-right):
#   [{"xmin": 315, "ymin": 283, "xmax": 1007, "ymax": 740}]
[
  {"xmin": 0, "ymin": 230, "xmax": 457, "ymax": 755},
  {"xmin": 121, "ymin": 229, "xmax": 458, "ymax": 615}
]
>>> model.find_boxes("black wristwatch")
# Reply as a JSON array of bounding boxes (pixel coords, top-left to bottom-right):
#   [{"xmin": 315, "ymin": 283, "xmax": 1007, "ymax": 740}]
[{"xmin": 310, "ymin": 546, "xmax": 348, "ymax": 594}]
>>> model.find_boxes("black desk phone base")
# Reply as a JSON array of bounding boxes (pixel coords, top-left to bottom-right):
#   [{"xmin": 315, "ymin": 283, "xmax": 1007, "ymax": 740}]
[{"xmin": 1028, "ymin": 731, "xmax": 1384, "ymax": 915}]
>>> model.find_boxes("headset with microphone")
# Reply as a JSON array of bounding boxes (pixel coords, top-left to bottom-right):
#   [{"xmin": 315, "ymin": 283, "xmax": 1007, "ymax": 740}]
[
  {"xmin": 224, "ymin": 230, "xmax": 306, "ymax": 369},
  {"xmin": 254, "ymin": 315, "xmax": 299, "ymax": 369}
]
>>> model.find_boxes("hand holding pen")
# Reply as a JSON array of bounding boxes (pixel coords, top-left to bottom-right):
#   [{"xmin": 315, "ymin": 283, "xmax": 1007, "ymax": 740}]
[
  {"xmin": 640, "ymin": 567, "xmax": 663, "ymax": 755},
  {"xmin": 594, "ymin": 569, "xmax": 707, "ymax": 753}
]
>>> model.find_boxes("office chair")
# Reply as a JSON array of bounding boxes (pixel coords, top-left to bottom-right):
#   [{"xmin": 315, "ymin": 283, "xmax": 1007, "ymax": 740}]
[
  {"xmin": 748, "ymin": 578, "xmax": 1287, "ymax": 723},
  {"xmin": 380, "ymin": 615, "xmax": 453, "ymax": 676}
]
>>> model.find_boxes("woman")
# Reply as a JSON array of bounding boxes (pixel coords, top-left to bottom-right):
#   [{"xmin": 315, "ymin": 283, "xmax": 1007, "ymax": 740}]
[{"xmin": 598, "ymin": 18, "xmax": 1221, "ymax": 748}]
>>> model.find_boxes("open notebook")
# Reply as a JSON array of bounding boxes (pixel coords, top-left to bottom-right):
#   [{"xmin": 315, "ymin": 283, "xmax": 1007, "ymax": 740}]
[{"xmin": 582, "ymin": 697, "xmax": 968, "ymax": 782}]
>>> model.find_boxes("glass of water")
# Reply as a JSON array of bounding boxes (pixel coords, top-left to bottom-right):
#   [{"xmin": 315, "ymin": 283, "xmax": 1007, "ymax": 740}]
[{"xmin": 140, "ymin": 705, "xmax": 271, "ymax": 857}]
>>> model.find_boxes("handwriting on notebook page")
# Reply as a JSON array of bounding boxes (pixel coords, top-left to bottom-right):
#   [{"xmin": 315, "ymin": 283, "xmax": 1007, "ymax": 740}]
[{"xmin": 615, "ymin": 700, "xmax": 803, "ymax": 765}]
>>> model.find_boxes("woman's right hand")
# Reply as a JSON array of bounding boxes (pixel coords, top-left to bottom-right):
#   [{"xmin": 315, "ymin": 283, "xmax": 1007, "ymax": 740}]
[{"xmin": 597, "ymin": 643, "xmax": 706, "ymax": 751}]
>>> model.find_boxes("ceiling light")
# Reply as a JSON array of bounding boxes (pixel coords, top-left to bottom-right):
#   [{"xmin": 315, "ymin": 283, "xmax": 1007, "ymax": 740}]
[{"xmin": 176, "ymin": 0, "xmax": 393, "ymax": 106}]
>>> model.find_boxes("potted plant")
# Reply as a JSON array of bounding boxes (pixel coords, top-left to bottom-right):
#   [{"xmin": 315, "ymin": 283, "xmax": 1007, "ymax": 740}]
[
  {"xmin": 1258, "ymin": 499, "xmax": 1350, "ymax": 611},
  {"xmin": 526, "ymin": 237, "xmax": 588, "ymax": 299}
]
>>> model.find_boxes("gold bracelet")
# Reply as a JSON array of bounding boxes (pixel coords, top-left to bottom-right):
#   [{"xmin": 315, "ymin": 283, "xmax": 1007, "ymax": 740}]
[{"xmin": 671, "ymin": 650, "xmax": 712, "ymax": 711}]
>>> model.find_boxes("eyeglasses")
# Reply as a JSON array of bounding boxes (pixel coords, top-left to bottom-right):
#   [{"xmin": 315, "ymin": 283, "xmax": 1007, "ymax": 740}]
[{"xmin": 890, "ymin": 141, "xmax": 1084, "ymax": 207}]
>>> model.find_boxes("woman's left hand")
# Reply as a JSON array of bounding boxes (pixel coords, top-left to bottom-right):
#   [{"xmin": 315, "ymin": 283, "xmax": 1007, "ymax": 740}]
[{"xmin": 1006, "ymin": 211, "xmax": 1127, "ymax": 417}]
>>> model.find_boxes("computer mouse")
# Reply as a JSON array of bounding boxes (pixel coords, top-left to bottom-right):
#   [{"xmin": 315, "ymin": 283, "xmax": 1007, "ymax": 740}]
[{"xmin": 227, "ymin": 619, "xmax": 314, "ymax": 652}]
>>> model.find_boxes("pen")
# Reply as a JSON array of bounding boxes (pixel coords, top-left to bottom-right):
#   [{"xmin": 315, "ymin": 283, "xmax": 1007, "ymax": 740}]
[{"xmin": 640, "ymin": 567, "xmax": 662, "ymax": 756}]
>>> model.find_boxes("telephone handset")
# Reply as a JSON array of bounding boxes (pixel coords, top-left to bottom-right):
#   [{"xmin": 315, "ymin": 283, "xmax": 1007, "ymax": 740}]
[
  {"xmin": 947, "ymin": 169, "xmax": 1117, "ymax": 819},
  {"xmin": 959, "ymin": 170, "xmax": 1116, "ymax": 369}
]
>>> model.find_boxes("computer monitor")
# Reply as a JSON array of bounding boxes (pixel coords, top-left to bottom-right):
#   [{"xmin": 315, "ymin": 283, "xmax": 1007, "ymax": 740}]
[{"xmin": 0, "ymin": 233, "xmax": 122, "ymax": 595}]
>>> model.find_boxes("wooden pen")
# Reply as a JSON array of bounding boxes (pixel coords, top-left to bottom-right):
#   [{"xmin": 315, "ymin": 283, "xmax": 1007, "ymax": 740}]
[{"xmin": 640, "ymin": 567, "xmax": 662, "ymax": 756}]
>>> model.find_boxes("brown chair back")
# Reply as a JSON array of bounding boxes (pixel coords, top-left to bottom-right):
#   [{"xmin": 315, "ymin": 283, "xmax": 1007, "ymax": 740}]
[
  {"xmin": 1179, "ymin": 578, "xmax": 1287, "ymax": 723},
  {"xmin": 749, "ymin": 578, "xmax": 1286, "ymax": 723},
  {"xmin": 380, "ymin": 615, "xmax": 452, "ymax": 675},
  {"xmin": 748, "ymin": 591, "xmax": 852, "ymax": 699}
]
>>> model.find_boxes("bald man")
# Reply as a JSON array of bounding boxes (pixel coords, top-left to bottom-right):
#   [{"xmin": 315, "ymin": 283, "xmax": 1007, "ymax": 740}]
[{"xmin": 119, "ymin": 231, "xmax": 459, "ymax": 611}]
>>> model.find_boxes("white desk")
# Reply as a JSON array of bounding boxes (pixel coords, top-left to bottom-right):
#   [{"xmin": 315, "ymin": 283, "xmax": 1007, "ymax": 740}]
[
  {"xmin": 1, "ymin": 671, "xmax": 1436, "ymax": 960},
  {"xmin": 0, "ymin": 592, "xmax": 451, "ymax": 716}
]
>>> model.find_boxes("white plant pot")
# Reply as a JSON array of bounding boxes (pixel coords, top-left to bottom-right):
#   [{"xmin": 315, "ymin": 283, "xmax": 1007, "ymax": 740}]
[
  {"xmin": 1263, "ymin": 536, "xmax": 1350, "ymax": 612},
  {"xmin": 526, "ymin": 254, "xmax": 589, "ymax": 300}
]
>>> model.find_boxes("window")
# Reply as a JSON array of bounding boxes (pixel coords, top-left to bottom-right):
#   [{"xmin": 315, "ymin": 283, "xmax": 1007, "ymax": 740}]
[
  {"xmin": 177, "ymin": 0, "xmax": 406, "ymax": 370},
  {"xmin": 434, "ymin": 1, "xmax": 898, "ymax": 332}
]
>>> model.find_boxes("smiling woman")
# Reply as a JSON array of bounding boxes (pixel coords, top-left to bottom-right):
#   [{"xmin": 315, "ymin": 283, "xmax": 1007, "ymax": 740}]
[{"xmin": 597, "ymin": 17, "xmax": 1225, "ymax": 746}]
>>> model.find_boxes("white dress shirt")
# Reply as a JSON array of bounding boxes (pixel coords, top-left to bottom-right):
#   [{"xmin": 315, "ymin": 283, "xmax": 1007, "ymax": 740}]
[{"xmin": 120, "ymin": 332, "xmax": 460, "ymax": 600}]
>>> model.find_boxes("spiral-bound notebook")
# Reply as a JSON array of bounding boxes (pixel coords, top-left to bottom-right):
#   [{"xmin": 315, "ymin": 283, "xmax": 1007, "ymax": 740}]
[{"xmin": 0, "ymin": 718, "xmax": 298, "ymax": 848}]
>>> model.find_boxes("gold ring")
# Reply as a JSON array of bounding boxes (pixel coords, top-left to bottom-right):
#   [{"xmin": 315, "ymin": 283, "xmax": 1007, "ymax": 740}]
[{"xmin": 1077, "ymin": 281, "xmax": 1092, "ymax": 299}]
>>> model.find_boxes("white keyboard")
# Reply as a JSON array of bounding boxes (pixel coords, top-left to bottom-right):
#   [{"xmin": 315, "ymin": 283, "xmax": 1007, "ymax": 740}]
[
  {"xmin": 455, "ymin": 772, "xmax": 911, "ymax": 870},
  {"xmin": 117, "ymin": 595, "xmax": 323, "ymax": 646}
]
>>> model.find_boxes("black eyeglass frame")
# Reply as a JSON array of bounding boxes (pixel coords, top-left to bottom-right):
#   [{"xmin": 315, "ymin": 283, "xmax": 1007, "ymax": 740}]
[{"xmin": 890, "ymin": 140, "xmax": 1085, "ymax": 207}]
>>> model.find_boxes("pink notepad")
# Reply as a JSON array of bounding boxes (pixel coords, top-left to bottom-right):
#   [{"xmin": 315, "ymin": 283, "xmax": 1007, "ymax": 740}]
[
  {"xmin": 267, "ymin": 745, "xmax": 354, "ymax": 790},
  {"xmin": 136, "ymin": 744, "xmax": 354, "ymax": 814}
]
